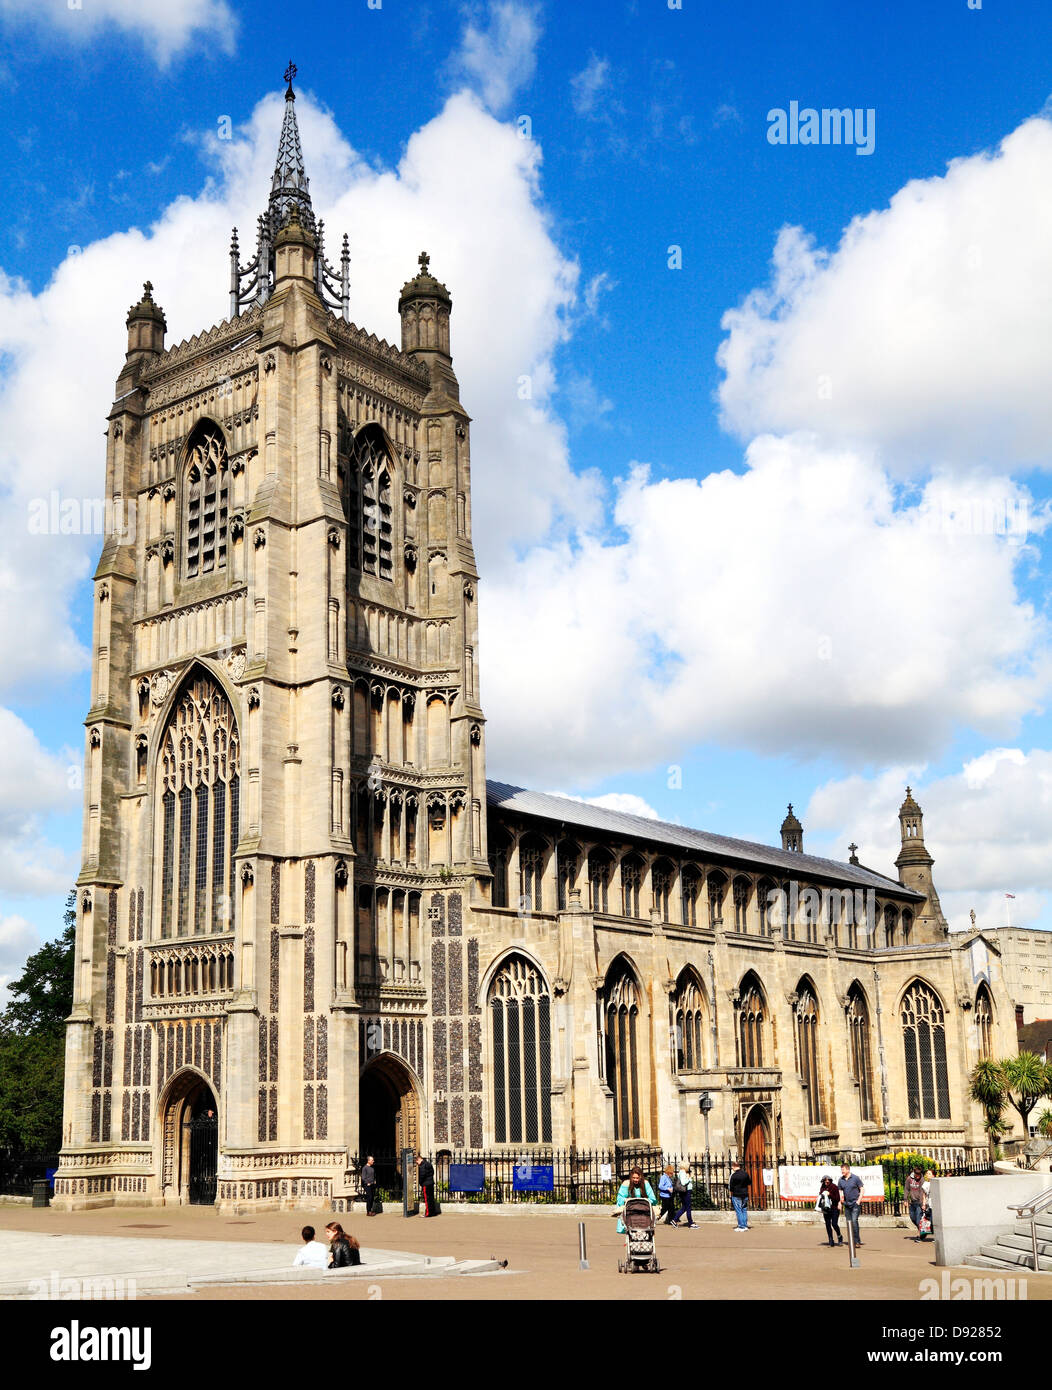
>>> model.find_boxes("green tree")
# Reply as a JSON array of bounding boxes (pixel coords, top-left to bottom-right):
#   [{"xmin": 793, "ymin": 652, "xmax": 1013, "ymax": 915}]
[
  {"xmin": 0, "ymin": 891, "xmax": 76, "ymax": 1153},
  {"xmin": 969, "ymin": 1057, "xmax": 1010, "ymax": 1158}
]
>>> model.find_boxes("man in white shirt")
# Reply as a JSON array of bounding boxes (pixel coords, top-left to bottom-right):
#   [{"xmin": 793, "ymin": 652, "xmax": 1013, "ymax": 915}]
[{"xmin": 293, "ymin": 1225, "xmax": 330, "ymax": 1269}]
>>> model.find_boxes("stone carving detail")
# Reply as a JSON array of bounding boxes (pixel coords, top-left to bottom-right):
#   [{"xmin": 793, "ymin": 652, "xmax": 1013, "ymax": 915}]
[
  {"xmin": 112, "ymin": 421, "xmax": 123, "ymax": 440},
  {"xmin": 227, "ymin": 650, "xmax": 247, "ymax": 680},
  {"xmin": 331, "ymin": 686, "xmax": 345, "ymax": 711},
  {"xmin": 89, "ymin": 727, "xmax": 101, "ymax": 748},
  {"xmin": 162, "ymin": 482, "xmax": 175, "ymax": 502},
  {"xmin": 160, "ymin": 535, "xmax": 174, "ymax": 566},
  {"xmin": 151, "ymin": 670, "xmax": 174, "ymax": 706},
  {"xmin": 404, "ymin": 542, "xmax": 418, "ymax": 572},
  {"xmin": 254, "ymin": 528, "xmax": 266, "ymax": 549},
  {"xmin": 230, "ymin": 512, "xmax": 245, "ymax": 541},
  {"xmin": 98, "ymin": 583, "xmax": 110, "ymax": 602},
  {"xmin": 264, "ymin": 353, "xmax": 276, "ymax": 374},
  {"xmin": 327, "ymin": 526, "xmax": 341, "ymax": 548},
  {"xmin": 240, "ymin": 863, "xmax": 254, "ymax": 886},
  {"xmin": 247, "ymin": 686, "xmax": 260, "ymax": 709}
]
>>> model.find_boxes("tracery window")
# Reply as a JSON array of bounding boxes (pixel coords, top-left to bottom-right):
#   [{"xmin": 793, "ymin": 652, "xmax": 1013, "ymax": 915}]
[
  {"xmin": 902, "ymin": 909, "xmax": 913, "ymax": 944},
  {"xmin": 621, "ymin": 856, "xmax": 643, "ymax": 917},
  {"xmin": 489, "ymin": 955, "xmax": 552, "ymax": 1144},
  {"xmin": 652, "ymin": 860, "xmax": 673, "ymax": 921},
  {"xmin": 157, "ymin": 673, "xmax": 240, "ymax": 939},
  {"xmin": 681, "ymin": 866, "xmax": 700, "ymax": 926},
  {"xmin": 901, "ymin": 981, "xmax": 951, "ymax": 1120},
  {"xmin": 758, "ymin": 877, "xmax": 776, "ymax": 936},
  {"xmin": 489, "ymin": 834, "xmax": 509, "ymax": 909},
  {"xmin": 733, "ymin": 875, "xmax": 750, "ymax": 932},
  {"xmin": 737, "ymin": 975, "xmax": 767, "ymax": 1068},
  {"xmin": 184, "ymin": 423, "xmax": 230, "ymax": 579},
  {"xmin": 557, "ymin": 843, "xmax": 579, "ymax": 911},
  {"xmin": 848, "ymin": 984, "xmax": 875, "ymax": 1123},
  {"xmin": 589, "ymin": 851, "xmax": 612, "ymax": 914},
  {"xmin": 975, "ymin": 983, "xmax": 993, "ymax": 1059},
  {"xmin": 603, "ymin": 961, "xmax": 642, "ymax": 1140},
  {"xmin": 347, "ymin": 426, "xmax": 394, "ymax": 580},
  {"xmin": 519, "ymin": 836, "xmax": 545, "ymax": 914},
  {"xmin": 795, "ymin": 982, "xmax": 824, "ymax": 1126},
  {"xmin": 708, "ymin": 870, "xmax": 727, "ymax": 927},
  {"xmin": 884, "ymin": 905, "xmax": 898, "ymax": 948},
  {"xmin": 674, "ymin": 969, "xmax": 706, "ymax": 1072}
]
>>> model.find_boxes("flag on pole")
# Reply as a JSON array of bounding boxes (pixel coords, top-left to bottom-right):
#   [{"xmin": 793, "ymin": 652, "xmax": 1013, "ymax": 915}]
[{"xmin": 1005, "ymin": 893, "xmax": 1016, "ymax": 899}]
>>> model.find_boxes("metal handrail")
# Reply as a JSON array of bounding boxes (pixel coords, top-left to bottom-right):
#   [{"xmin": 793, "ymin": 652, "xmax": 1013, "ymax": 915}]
[{"xmin": 1007, "ymin": 1186, "xmax": 1052, "ymax": 1272}]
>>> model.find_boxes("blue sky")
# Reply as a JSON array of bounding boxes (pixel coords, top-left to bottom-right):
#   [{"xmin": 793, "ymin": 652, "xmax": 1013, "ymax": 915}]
[{"xmin": 3, "ymin": 0, "xmax": 1052, "ymax": 978}]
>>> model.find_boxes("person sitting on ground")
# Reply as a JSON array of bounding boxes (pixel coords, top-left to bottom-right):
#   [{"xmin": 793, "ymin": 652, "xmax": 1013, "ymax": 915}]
[
  {"xmin": 324, "ymin": 1221, "xmax": 362, "ymax": 1268},
  {"xmin": 292, "ymin": 1224, "xmax": 330, "ymax": 1269}
]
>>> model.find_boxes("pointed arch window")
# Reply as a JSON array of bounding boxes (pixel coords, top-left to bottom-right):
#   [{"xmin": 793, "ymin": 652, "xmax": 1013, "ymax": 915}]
[
  {"xmin": 157, "ymin": 674, "xmax": 240, "ymax": 939},
  {"xmin": 847, "ymin": 984, "xmax": 875, "ymax": 1123},
  {"xmin": 733, "ymin": 875, "xmax": 750, "ymax": 932},
  {"xmin": 557, "ymin": 842, "xmax": 580, "ymax": 911},
  {"xmin": 589, "ymin": 850, "xmax": 612, "ymax": 915},
  {"xmin": 652, "ymin": 860, "xmax": 673, "ymax": 921},
  {"xmin": 884, "ymin": 905, "xmax": 899, "ymax": 948},
  {"xmin": 489, "ymin": 954, "xmax": 552, "ymax": 1144},
  {"xmin": 795, "ymin": 982, "xmax": 824, "ymax": 1127},
  {"xmin": 674, "ymin": 969, "xmax": 706, "ymax": 1072},
  {"xmin": 737, "ymin": 976, "xmax": 767, "ymax": 1068},
  {"xmin": 184, "ymin": 424, "xmax": 230, "ymax": 579},
  {"xmin": 902, "ymin": 909, "xmax": 913, "ymax": 944},
  {"xmin": 975, "ymin": 983, "xmax": 993, "ymax": 1060},
  {"xmin": 519, "ymin": 836, "xmax": 546, "ymax": 914},
  {"xmin": 621, "ymin": 855, "xmax": 643, "ymax": 917},
  {"xmin": 347, "ymin": 427, "xmax": 395, "ymax": 580},
  {"xmin": 489, "ymin": 832, "xmax": 510, "ymax": 909},
  {"xmin": 901, "ymin": 981, "xmax": 951, "ymax": 1120},
  {"xmin": 603, "ymin": 962, "xmax": 642, "ymax": 1141},
  {"xmin": 707, "ymin": 870, "xmax": 727, "ymax": 927},
  {"xmin": 681, "ymin": 865, "xmax": 700, "ymax": 927}
]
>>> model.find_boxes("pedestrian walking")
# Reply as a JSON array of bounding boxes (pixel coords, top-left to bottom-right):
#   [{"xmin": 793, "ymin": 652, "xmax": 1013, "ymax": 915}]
[
  {"xmin": 815, "ymin": 1176, "xmax": 842, "ymax": 1247},
  {"xmin": 919, "ymin": 1170, "xmax": 935, "ymax": 1242},
  {"xmin": 614, "ymin": 1166, "xmax": 659, "ymax": 1240},
  {"xmin": 416, "ymin": 1153, "xmax": 439, "ymax": 1216},
  {"xmin": 905, "ymin": 1166, "xmax": 926, "ymax": 1239},
  {"xmin": 672, "ymin": 1163, "xmax": 697, "ymax": 1228},
  {"xmin": 362, "ymin": 1155, "xmax": 380, "ymax": 1216},
  {"xmin": 729, "ymin": 1160, "xmax": 751, "ymax": 1231},
  {"xmin": 658, "ymin": 1164, "xmax": 677, "ymax": 1225},
  {"xmin": 837, "ymin": 1163, "xmax": 864, "ymax": 1246},
  {"xmin": 324, "ymin": 1222, "xmax": 362, "ymax": 1268}
]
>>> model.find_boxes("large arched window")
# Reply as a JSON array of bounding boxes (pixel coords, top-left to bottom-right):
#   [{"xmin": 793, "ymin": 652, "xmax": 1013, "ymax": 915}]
[
  {"xmin": 795, "ymin": 980, "xmax": 824, "ymax": 1127},
  {"xmin": 901, "ymin": 981, "xmax": 951, "ymax": 1120},
  {"xmin": 652, "ymin": 858, "xmax": 674, "ymax": 921},
  {"xmin": 489, "ymin": 955, "xmax": 552, "ymax": 1144},
  {"xmin": 158, "ymin": 672, "xmax": 240, "ymax": 939},
  {"xmin": 737, "ymin": 973, "xmax": 767, "ymax": 1068},
  {"xmin": 707, "ymin": 870, "xmax": 727, "ymax": 927},
  {"xmin": 681, "ymin": 865, "xmax": 700, "ymax": 926},
  {"xmin": 184, "ymin": 423, "xmax": 230, "ymax": 579},
  {"xmin": 674, "ymin": 968, "xmax": 706, "ymax": 1072},
  {"xmin": 347, "ymin": 426, "xmax": 394, "ymax": 580},
  {"xmin": 518, "ymin": 835, "xmax": 546, "ymax": 914},
  {"xmin": 557, "ymin": 840, "xmax": 580, "ymax": 911},
  {"xmin": 488, "ymin": 830, "xmax": 510, "ymax": 909},
  {"xmin": 975, "ymin": 983, "xmax": 994, "ymax": 1059},
  {"xmin": 603, "ymin": 959, "xmax": 642, "ymax": 1140},
  {"xmin": 884, "ymin": 905, "xmax": 899, "ymax": 948},
  {"xmin": 847, "ymin": 983, "xmax": 875, "ymax": 1124}
]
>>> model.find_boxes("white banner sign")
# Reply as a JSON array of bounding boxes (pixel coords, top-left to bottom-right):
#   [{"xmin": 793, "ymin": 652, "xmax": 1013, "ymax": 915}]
[{"xmin": 777, "ymin": 1164, "xmax": 884, "ymax": 1203}]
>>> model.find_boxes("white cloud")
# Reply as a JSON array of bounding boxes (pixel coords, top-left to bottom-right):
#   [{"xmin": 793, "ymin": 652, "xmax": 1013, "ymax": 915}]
[
  {"xmin": 549, "ymin": 790, "xmax": 660, "ymax": 819},
  {"xmin": 0, "ymin": 711, "xmax": 78, "ymax": 898},
  {"xmin": 717, "ymin": 116, "xmax": 1052, "ymax": 471},
  {"xmin": 0, "ymin": 0, "xmax": 236, "ymax": 64},
  {"xmin": 805, "ymin": 752, "xmax": 1052, "ymax": 932},
  {"xmin": 571, "ymin": 54, "xmax": 611, "ymax": 117},
  {"xmin": 447, "ymin": 1, "xmax": 542, "ymax": 115},
  {"xmin": 0, "ymin": 913, "xmax": 41, "ymax": 1006},
  {"xmin": 483, "ymin": 437, "xmax": 1049, "ymax": 783}
]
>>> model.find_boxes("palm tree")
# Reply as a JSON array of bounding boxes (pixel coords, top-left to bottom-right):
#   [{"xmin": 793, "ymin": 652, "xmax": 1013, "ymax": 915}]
[
  {"xmin": 1037, "ymin": 1109, "xmax": 1052, "ymax": 1141},
  {"xmin": 999, "ymin": 1053, "xmax": 1052, "ymax": 1143},
  {"xmin": 969, "ymin": 1058, "xmax": 1009, "ymax": 1160}
]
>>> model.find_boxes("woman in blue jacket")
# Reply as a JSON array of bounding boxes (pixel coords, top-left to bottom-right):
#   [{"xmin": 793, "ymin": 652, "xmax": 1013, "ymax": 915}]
[
  {"xmin": 615, "ymin": 1166, "xmax": 658, "ymax": 1234},
  {"xmin": 657, "ymin": 1164, "xmax": 677, "ymax": 1225}
]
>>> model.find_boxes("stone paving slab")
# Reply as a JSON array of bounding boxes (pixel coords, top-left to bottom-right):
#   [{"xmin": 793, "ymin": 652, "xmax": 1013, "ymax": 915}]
[{"xmin": 0, "ymin": 1231, "xmax": 483, "ymax": 1298}]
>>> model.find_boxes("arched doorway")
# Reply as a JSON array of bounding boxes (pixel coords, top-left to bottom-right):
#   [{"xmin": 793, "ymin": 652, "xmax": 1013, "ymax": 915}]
[
  {"xmin": 741, "ymin": 1105, "xmax": 770, "ymax": 1211},
  {"xmin": 359, "ymin": 1054, "xmax": 421, "ymax": 1193},
  {"xmin": 160, "ymin": 1070, "xmax": 219, "ymax": 1206}
]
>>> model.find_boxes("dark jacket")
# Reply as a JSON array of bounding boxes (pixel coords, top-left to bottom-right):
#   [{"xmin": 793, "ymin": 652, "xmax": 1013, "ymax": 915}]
[
  {"xmin": 418, "ymin": 1159, "xmax": 435, "ymax": 1185},
  {"xmin": 361, "ymin": 1163, "xmax": 377, "ymax": 1188},
  {"xmin": 818, "ymin": 1179, "xmax": 840, "ymax": 1210},
  {"xmin": 729, "ymin": 1167, "xmax": 751, "ymax": 1197},
  {"xmin": 329, "ymin": 1238, "xmax": 361, "ymax": 1268}
]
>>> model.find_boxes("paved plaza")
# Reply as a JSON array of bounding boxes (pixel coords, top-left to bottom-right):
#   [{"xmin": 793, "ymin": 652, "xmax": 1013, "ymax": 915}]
[{"xmin": 1, "ymin": 1203, "xmax": 1048, "ymax": 1301}]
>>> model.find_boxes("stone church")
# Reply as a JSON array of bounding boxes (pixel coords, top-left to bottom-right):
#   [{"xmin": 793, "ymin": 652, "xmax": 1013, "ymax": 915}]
[{"xmin": 55, "ymin": 76, "xmax": 1016, "ymax": 1209}]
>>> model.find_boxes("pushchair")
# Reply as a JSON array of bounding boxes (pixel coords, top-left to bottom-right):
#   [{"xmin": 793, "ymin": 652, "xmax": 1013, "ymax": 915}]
[{"xmin": 618, "ymin": 1196, "xmax": 661, "ymax": 1273}]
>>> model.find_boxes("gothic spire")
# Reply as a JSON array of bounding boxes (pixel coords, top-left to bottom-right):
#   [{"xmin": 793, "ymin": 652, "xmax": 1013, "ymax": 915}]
[
  {"xmin": 267, "ymin": 61, "xmax": 315, "ymax": 237},
  {"xmin": 229, "ymin": 65, "xmax": 349, "ymax": 320}
]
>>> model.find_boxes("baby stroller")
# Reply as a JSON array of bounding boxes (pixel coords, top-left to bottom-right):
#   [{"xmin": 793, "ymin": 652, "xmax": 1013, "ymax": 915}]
[{"xmin": 618, "ymin": 1196, "xmax": 661, "ymax": 1274}]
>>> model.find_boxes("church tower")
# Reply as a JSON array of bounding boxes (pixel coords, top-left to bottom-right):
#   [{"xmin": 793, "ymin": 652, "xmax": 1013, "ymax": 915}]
[
  {"xmin": 56, "ymin": 69, "xmax": 488, "ymax": 1209},
  {"xmin": 894, "ymin": 786, "xmax": 948, "ymax": 940}
]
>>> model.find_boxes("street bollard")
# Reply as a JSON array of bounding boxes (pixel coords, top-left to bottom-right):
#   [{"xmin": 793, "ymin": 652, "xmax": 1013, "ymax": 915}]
[
  {"xmin": 578, "ymin": 1220, "xmax": 589, "ymax": 1270},
  {"xmin": 846, "ymin": 1209, "xmax": 860, "ymax": 1269}
]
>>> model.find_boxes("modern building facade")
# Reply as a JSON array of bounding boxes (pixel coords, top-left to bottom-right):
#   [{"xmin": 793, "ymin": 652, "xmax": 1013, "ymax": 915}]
[{"xmin": 55, "ymin": 78, "xmax": 1015, "ymax": 1209}]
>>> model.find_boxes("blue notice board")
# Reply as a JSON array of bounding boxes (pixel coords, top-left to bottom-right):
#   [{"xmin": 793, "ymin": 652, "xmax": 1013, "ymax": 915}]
[
  {"xmin": 448, "ymin": 1163, "xmax": 485, "ymax": 1193},
  {"xmin": 512, "ymin": 1164, "xmax": 554, "ymax": 1193}
]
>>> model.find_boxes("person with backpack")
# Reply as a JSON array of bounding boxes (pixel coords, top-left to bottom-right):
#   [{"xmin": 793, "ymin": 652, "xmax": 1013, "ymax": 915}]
[
  {"xmin": 657, "ymin": 1164, "xmax": 677, "ymax": 1225},
  {"xmin": 671, "ymin": 1163, "xmax": 697, "ymax": 1228},
  {"xmin": 729, "ymin": 1161, "xmax": 751, "ymax": 1231},
  {"xmin": 815, "ymin": 1175, "xmax": 842, "ymax": 1246}
]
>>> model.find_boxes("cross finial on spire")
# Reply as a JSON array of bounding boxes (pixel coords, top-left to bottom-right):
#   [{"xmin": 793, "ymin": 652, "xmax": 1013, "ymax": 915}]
[
  {"xmin": 418, "ymin": 251, "xmax": 430, "ymax": 275},
  {"xmin": 905, "ymin": 785, "xmax": 912, "ymax": 797},
  {"xmin": 284, "ymin": 61, "xmax": 297, "ymax": 97},
  {"xmin": 142, "ymin": 281, "xmax": 153, "ymax": 300}
]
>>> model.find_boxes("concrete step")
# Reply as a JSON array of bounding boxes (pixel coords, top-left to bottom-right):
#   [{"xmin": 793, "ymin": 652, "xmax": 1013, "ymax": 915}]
[
  {"xmin": 1012, "ymin": 1220, "xmax": 1052, "ymax": 1241},
  {"xmin": 978, "ymin": 1243, "xmax": 1046, "ymax": 1270},
  {"xmin": 997, "ymin": 1232, "xmax": 1052, "ymax": 1256},
  {"xmin": 964, "ymin": 1254, "xmax": 1029, "ymax": 1272}
]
